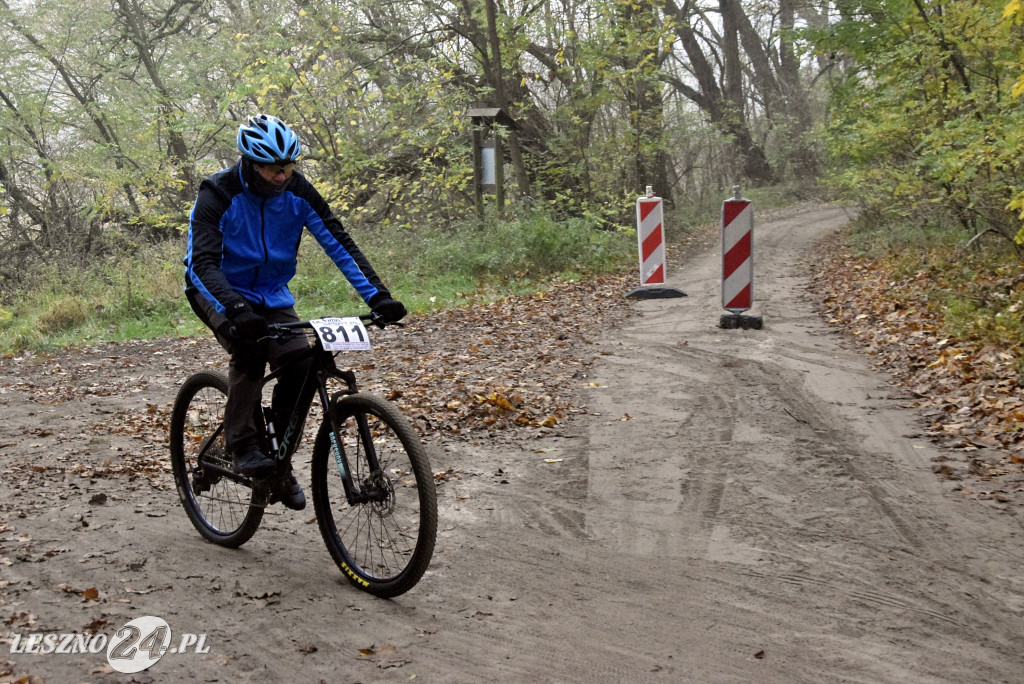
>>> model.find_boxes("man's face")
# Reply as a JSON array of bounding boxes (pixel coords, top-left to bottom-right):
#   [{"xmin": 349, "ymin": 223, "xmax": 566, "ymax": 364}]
[{"xmin": 254, "ymin": 161, "xmax": 295, "ymax": 189}]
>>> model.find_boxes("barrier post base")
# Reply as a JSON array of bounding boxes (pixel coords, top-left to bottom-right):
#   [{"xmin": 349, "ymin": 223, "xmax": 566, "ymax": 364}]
[
  {"xmin": 626, "ymin": 286, "xmax": 687, "ymax": 300},
  {"xmin": 719, "ymin": 313, "xmax": 763, "ymax": 330}
]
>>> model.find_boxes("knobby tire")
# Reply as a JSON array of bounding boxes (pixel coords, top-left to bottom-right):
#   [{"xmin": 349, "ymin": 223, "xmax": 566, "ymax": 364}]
[
  {"xmin": 169, "ymin": 371, "xmax": 263, "ymax": 547},
  {"xmin": 311, "ymin": 393, "xmax": 437, "ymax": 597}
]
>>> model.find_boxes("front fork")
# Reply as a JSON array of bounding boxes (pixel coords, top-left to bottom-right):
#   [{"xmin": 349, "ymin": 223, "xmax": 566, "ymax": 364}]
[{"xmin": 321, "ymin": 369, "xmax": 385, "ymax": 506}]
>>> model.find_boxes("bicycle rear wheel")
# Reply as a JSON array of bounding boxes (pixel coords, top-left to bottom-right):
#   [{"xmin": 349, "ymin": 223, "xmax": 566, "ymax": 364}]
[
  {"xmin": 312, "ymin": 393, "xmax": 437, "ymax": 597},
  {"xmin": 169, "ymin": 371, "xmax": 263, "ymax": 547}
]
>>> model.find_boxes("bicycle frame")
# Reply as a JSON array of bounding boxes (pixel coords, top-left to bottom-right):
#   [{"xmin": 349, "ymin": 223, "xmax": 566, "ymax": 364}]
[
  {"xmin": 187, "ymin": 317, "xmax": 390, "ymax": 507},
  {"xmin": 259, "ymin": 337, "xmax": 345, "ymax": 464},
  {"xmin": 263, "ymin": 320, "xmax": 393, "ymax": 507}
]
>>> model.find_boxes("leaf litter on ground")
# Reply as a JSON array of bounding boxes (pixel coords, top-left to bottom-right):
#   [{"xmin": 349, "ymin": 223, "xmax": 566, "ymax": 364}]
[
  {"xmin": 809, "ymin": 230, "xmax": 1024, "ymax": 506},
  {"xmin": 0, "ymin": 274, "xmax": 634, "ymax": 483},
  {"xmin": 3, "ymin": 217, "xmax": 1021, "ymax": 510}
]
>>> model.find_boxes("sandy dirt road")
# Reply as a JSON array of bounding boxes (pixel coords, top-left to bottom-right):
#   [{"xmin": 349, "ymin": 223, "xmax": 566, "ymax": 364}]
[{"xmin": 2, "ymin": 206, "xmax": 1023, "ymax": 683}]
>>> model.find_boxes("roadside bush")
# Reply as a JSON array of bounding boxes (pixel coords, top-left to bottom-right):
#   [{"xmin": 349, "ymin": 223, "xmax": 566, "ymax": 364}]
[
  {"xmin": 37, "ymin": 297, "xmax": 89, "ymax": 334},
  {"xmin": 842, "ymin": 217, "xmax": 1024, "ymax": 351},
  {"xmin": 0, "ymin": 207, "xmax": 636, "ymax": 352},
  {"xmin": 410, "ymin": 210, "xmax": 632, "ymax": 280}
]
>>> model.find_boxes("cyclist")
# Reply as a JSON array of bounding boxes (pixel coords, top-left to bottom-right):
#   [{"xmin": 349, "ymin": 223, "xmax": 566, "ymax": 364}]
[{"xmin": 183, "ymin": 114, "xmax": 406, "ymax": 510}]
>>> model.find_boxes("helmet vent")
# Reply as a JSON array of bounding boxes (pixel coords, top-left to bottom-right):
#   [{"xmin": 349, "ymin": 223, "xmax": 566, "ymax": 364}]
[{"xmin": 236, "ymin": 114, "xmax": 301, "ymax": 163}]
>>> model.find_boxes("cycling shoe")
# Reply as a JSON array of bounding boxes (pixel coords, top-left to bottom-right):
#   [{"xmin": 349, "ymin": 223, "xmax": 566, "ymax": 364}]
[{"xmin": 231, "ymin": 446, "xmax": 275, "ymax": 477}]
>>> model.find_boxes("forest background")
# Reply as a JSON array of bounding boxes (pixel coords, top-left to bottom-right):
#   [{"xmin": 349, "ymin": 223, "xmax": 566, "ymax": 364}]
[{"xmin": 1, "ymin": 0, "xmax": 1024, "ymax": 365}]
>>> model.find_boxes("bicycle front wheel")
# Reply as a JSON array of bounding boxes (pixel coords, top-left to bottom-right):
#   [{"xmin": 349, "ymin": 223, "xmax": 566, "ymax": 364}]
[
  {"xmin": 312, "ymin": 393, "xmax": 437, "ymax": 597},
  {"xmin": 169, "ymin": 371, "xmax": 263, "ymax": 547}
]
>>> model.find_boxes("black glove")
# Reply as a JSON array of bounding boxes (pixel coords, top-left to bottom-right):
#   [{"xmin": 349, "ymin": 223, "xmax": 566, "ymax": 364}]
[
  {"xmin": 370, "ymin": 297, "xmax": 407, "ymax": 324},
  {"xmin": 226, "ymin": 303, "xmax": 268, "ymax": 340}
]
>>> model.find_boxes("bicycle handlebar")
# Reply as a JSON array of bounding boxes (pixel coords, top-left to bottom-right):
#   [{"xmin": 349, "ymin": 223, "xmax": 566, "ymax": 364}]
[{"xmin": 265, "ymin": 312, "xmax": 404, "ymax": 339}]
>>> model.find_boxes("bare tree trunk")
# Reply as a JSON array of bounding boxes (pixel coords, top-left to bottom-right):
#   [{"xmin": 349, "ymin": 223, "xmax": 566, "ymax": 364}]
[
  {"xmin": 484, "ymin": 0, "xmax": 529, "ymax": 198},
  {"xmin": 720, "ymin": 0, "xmax": 774, "ymax": 184},
  {"xmin": 779, "ymin": 0, "xmax": 817, "ymax": 177},
  {"xmin": 114, "ymin": 0, "xmax": 202, "ymax": 203},
  {"xmin": 615, "ymin": 0, "xmax": 673, "ymax": 202},
  {"xmin": 664, "ymin": 0, "xmax": 774, "ymax": 185}
]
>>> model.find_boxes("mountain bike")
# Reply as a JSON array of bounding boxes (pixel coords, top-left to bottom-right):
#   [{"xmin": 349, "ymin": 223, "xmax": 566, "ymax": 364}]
[{"xmin": 168, "ymin": 313, "xmax": 437, "ymax": 598}]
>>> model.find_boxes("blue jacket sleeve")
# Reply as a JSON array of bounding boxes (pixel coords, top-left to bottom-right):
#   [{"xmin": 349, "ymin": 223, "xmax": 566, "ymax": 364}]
[
  {"xmin": 184, "ymin": 171, "xmax": 250, "ymax": 315},
  {"xmin": 292, "ymin": 176, "xmax": 391, "ymax": 305}
]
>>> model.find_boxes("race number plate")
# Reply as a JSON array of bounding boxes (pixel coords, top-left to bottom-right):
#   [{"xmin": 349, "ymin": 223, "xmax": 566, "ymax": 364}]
[{"xmin": 309, "ymin": 317, "xmax": 371, "ymax": 351}]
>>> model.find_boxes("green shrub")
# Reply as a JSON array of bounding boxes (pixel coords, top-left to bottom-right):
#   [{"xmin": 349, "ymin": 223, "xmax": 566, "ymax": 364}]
[
  {"xmin": 37, "ymin": 297, "xmax": 89, "ymax": 334},
  {"xmin": 0, "ymin": 207, "xmax": 636, "ymax": 352},
  {"xmin": 292, "ymin": 207, "xmax": 634, "ymax": 316},
  {"xmin": 407, "ymin": 209, "xmax": 632, "ymax": 280}
]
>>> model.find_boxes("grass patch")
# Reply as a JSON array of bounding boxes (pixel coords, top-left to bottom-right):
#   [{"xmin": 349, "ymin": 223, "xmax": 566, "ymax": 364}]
[
  {"xmin": 291, "ymin": 207, "xmax": 633, "ymax": 319},
  {"xmin": 0, "ymin": 208, "xmax": 634, "ymax": 353},
  {"xmin": 0, "ymin": 240, "xmax": 203, "ymax": 353},
  {"xmin": 38, "ymin": 297, "xmax": 89, "ymax": 334}
]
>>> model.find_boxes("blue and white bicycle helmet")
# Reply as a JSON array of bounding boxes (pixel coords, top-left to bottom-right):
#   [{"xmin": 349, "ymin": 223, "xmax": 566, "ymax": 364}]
[{"xmin": 236, "ymin": 114, "xmax": 301, "ymax": 163}]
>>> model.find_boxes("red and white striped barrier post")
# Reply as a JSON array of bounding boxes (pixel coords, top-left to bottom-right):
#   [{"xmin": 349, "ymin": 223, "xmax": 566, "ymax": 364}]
[
  {"xmin": 626, "ymin": 186, "xmax": 686, "ymax": 300},
  {"xmin": 638, "ymin": 188, "xmax": 665, "ymax": 286},
  {"xmin": 720, "ymin": 186, "xmax": 762, "ymax": 329}
]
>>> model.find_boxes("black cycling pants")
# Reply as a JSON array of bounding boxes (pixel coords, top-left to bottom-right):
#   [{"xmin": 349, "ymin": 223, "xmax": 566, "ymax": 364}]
[{"xmin": 186, "ymin": 289, "xmax": 311, "ymax": 452}]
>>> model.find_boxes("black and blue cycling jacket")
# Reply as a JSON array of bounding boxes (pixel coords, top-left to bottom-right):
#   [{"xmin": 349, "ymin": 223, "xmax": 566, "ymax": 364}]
[{"xmin": 184, "ymin": 162, "xmax": 389, "ymax": 315}]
